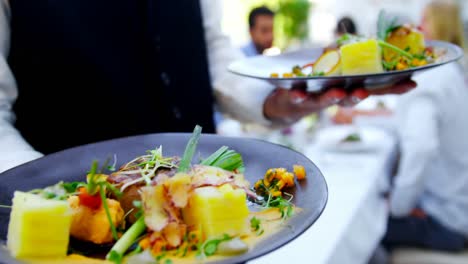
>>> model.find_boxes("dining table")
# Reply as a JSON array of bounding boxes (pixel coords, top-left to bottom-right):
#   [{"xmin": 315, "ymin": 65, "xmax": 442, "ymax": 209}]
[{"xmin": 217, "ymin": 111, "xmax": 398, "ymax": 264}]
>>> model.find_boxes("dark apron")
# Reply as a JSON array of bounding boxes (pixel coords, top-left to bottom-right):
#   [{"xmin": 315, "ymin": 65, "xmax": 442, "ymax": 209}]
[{"xmin": 8, "ymin": 0, "xmax": 215, "ymax": 154}]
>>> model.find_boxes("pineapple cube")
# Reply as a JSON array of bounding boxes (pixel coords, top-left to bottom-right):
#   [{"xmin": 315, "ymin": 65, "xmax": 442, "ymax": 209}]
[
  {"xmin": 340, "ymin": 39, "xmax": 384, "ymax": 75},
  {"xmin": 7, "ymin": 191, "xmax": 72, "ymax": 258},
  {"xmin": 384, "ymin": 26, "xmax": 425, "ymax": 61},
  {"xmin": 182, "ymin": 184, "xmax": 249, "ymax": 239}
]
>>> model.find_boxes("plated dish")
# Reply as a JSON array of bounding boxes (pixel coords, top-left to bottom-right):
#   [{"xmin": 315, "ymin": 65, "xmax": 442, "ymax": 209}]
[
  {"xmin": 0, "ymin": 126, "xmax": 328, "ymax": 264},
  {"xmin": 315, "ymin": 125, "xmax": 389, "ymax": 153},
  {"xmin": 228, "ymin": 12, "xmax": 463, "ymax": 92}
]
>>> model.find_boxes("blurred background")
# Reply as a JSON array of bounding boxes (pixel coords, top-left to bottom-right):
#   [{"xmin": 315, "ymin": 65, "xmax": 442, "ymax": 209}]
[{"xmin": 222, "ymin": 0, "xmax": 468, "ymax": 52}]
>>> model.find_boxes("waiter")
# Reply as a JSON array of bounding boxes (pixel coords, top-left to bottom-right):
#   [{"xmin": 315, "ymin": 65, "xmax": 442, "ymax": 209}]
[{"xmin": 0, "ymin": 0, "xmax": 415, "ymax": 172}]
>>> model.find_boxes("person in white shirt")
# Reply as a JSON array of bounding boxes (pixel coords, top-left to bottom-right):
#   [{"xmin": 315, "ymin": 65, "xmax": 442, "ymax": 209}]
[
  {"xmin": 0, "ymin": 0, "xmax": 415, "ymax": 173},
  {"xmin": 384, "ymin": 0, "xmax": 468, "ymax": 251}
]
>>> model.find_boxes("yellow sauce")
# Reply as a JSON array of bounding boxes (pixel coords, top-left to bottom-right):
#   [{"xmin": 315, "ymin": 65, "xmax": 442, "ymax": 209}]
[{"xmin": 22, "ymin": 207, "xmax": 298, "ymax": 264}]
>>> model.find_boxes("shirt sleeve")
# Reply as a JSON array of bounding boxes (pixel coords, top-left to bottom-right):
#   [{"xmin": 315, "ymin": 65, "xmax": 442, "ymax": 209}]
[
  {"xmin": 390, "ymin": 96, "xmax": 439, "ymax": 217},
  {"xmin": 199, "ymin": 0, "xmax": 275, "ymax": 126},
  {"xmin": 0, "ymin": 0, "xmax": 43, "ymax": 173}
]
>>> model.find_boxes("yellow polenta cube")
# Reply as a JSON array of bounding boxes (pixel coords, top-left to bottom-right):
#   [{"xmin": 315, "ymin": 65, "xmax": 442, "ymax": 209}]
[
  {"xmin": 183, "ymin": 184, "xmax": 249, "ymax": 239},
  {"xmin": 340, "ymin": 39, "xmax": 384, "ymax": 75},
  {"xmin": 7, "ymin": 191, "xmax": 72, "ymax": 258}
]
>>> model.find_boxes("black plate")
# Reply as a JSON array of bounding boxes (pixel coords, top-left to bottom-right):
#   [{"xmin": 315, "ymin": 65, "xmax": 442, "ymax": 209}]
[
  {"xmin": 228, "ymin": 40, "xmax": 463, "ymax": 91},
  {"xmin": 0, "ymin": 133, "xmax": 328, "ymax": 264}
]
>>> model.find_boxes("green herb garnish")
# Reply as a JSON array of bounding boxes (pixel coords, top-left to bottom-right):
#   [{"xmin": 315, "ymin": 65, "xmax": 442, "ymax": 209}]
[
  {"xmin": 377, "ymin": 40, "xmax": 414, "ymax": 60},
  {"xmin": 250, "ymin": 217, "xmax": 264, "ymax": 235},
  {"xmin": 250, "ymin": 217, "xmax": 261, "ymax": 231},
  {"xmin": 178, "ymin": 125, "xmax": 202, "ymax": 173},
  {"xmin": 292, "ymin": 65, "xmax": 305, "ymax": 76},
  {"xmin": 382, "ymin": 60, "xmax": 398, "ymax": 71},
  {"xmin": 341, "ymin": 133, "xmax": 361, "ymax": 142},
  {"xmin": 107, "ymin": 217, "xmax": 147, "ymax": 263},
  {"xmin": 336, "ymin": 33, "xmax": 364, "ymax": 46},
  {"xmin": 377, "ymin": 10, "xmax": 400, "ymax": 41},
  {"xmin": 197, "ymin": 234, "xmax": 232, "ymax": 259},
  {"xmin": 29, "ymin": 181, "xmax": 85, "ymax": 200},
  {"xmin": 118, "ymin": 146, "xmax": 177, "ymax": 191},
  {"xmin": 99, "ymin": 187, "xmax": 119, "ymax": 240},
  {"xmin": 261, "ymin": 191, "xmax": 294, "ymax": 221},
  {"xmin": 200, "ymin": 146, "xmax": 245, "ymax": 173}
]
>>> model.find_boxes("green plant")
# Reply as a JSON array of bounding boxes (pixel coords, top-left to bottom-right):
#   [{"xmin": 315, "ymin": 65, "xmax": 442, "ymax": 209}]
[{"xmin": 277, "ymin": 0, "xmax": 311, "ymax": 44}]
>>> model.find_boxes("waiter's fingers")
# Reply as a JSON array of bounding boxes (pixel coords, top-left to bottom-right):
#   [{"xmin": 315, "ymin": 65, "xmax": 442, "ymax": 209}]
[
  {"xmin": 339, "ymin": 88, "xmax": 370, "ymax": 107},
  {"xmin": 289, "ymin": 82, "xmax": 308, "ymax": 104},
  {"xmin": 369, "ymin": 79, "xmax": 417, "ymax": 95},
  {"xmin": 300, "ymin": 88, "xmax": 346, "ymax": 111}
]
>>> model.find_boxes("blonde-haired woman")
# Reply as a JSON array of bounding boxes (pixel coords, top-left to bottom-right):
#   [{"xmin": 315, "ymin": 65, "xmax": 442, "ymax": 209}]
[
  {"xmin": 383, "ymin": 0, "xmax": 468, "ymax": 252},
  {"xmin": 420, "ymin": 0, "xmax": 465, "ymax": 47}
]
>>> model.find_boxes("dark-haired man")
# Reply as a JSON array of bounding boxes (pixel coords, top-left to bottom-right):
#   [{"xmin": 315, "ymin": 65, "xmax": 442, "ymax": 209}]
[{"xmin": 241, "ymin": 6, "xmax": 275, "ymax": 57}]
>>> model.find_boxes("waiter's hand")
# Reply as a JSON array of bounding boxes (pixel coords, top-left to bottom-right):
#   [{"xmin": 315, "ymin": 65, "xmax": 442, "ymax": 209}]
[{"xmin": 263, "ymin": 79, "xmax": 417, "ymax": 125}]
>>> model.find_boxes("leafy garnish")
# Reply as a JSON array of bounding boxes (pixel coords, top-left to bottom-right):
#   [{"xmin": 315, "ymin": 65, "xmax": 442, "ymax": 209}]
[
  {"xmin": 85, "ymin": 161, "xmax": 100, "ymax": 195},
  {"xmin": 99, "ymin": 188, "xmax": 119, "ymax": 240},
  {"xmin": 382, "ymin": 60, "xmax": 398, "ymax": 71},
  {"xmin": 29, "ymin": 181, "xmax": 85, "ymax": 200},
  {"xmin": 250, "ymin": 217, "xmax": 261, "ymax": 231},
  {"xmin": 178, "ymin": 125, "xmax": 202, "ymax": 173},
  {"xmin": 292, "ymin": 65, "xmax": 305, "ymax": 76},
  {"xmin": 250, "ymin": 217, "xmax": 264, "ymax": 235},
  {"xmin": 377, "ymin": 10, "xmax": 400, "ymax": 40},
  {"xmin": 377, "ymin": 40, "xmax": 414, "ymax": 60},
  {"xmin": 197, "ymin": 234, "xmax": 232, "ymax": 259},
  {"xmin": 107, "ymin": 154, "xmax": 118, "ymax": 172},
  {"xmin": 336, "ymin": 33, "xmax": 364, "ymax": 46},
  {"xmin": 341, "ymin": 133, "xmax": 361, "ymax": 143},
  {"xmin": 312, "ymin": 71, "xmax": 325, "ymax": 77},
  {"xmin": 264, "ymin": 194, "xmax": 294, "ymax": 221},
  {"xmin": 200, "ymin": 146, "xmax": 245, "ymax": 173},
  {"xmin": 118, "ymin": 146, "xmax": 177, "ymax": 192}
]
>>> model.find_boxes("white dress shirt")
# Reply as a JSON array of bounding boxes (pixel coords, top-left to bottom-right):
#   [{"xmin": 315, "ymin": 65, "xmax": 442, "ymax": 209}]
[
  {"xmin": 0, "ymin": 0, "xmax": 275, "ymax": 172},
  {"xmin": 391, "ymin": 62, "xmax": 468, "ymax": 236}
]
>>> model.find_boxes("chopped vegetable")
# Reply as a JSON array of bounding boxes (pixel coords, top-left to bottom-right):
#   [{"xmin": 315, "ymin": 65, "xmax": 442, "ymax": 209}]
[
  {"xmin": 77, "ymin": 186, "xmax": 102, "ymax": 209},
  {"xmin": 107, "ymin": 217, "xmax": 147, "ymax": 263},
  {"xmin": 254, "ymin": 167, "xmax": 296, "ymax": 198},
  {"xmin": 293, "ymin": 165, "xmax": 306, "ymax": 180}
]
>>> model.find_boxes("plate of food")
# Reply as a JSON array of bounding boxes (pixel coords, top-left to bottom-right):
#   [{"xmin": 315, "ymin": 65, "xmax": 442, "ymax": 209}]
[
  {"xmin": 0, "ymin": 125, "xmax": 327, "ymax": 264},
  {"xmin": 228, "ymin": 12, "xmax": 464, "ymax": 92},
  {"xmin": 315, "ymin": 125, "xmax": 389, "ymax": 153}
]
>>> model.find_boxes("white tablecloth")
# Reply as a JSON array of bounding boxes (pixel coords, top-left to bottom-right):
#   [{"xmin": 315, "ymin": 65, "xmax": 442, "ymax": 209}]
[{"xmin": 245, "ymin": 126, "xmax": 398, "ymax": 264}]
